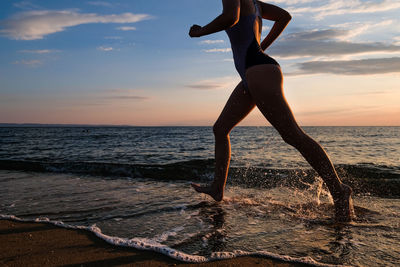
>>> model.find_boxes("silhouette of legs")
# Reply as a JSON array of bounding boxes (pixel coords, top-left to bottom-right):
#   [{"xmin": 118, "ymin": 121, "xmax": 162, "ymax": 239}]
[
  {"xmin": 192, "ymin": 82, "xmax": 255, "ymax": 201},
  {"xmin": 246, "ymin": 64, "xmax": 353, "ymax": 221},
  {"xmin": 192, "ymin": 64, "xmax": 353, "ymax": 222}
]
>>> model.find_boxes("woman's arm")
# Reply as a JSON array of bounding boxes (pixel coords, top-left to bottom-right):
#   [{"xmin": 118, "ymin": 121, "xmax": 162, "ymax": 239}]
[
  {"xmin": 189, "ymin": 0, "xmax": 240, "ymax": 38},
  {"xmin": 258, "ymin": 1, "xmax": 291, "ymax": 51}
]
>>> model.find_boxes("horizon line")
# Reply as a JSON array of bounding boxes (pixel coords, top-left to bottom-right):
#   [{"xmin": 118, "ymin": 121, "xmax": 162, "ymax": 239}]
[{"xmin": 0, "ymin": 123, "xmax": 399, "ymax": 127}]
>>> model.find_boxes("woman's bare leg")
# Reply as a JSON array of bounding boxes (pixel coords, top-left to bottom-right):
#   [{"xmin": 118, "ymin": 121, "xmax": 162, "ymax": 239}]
[
  {"xmin": 246, "ymin": 65, "xmax": 353, "ymax": 222},
  {"xmin": 191, "ymin": 82, "xmax": 256, "ymax": 201}
]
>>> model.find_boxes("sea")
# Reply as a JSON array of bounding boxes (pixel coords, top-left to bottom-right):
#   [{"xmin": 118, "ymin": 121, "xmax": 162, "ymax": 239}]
[{"xmin": 0, "ymin": 126, "xmax": 399, "ymax": 266}]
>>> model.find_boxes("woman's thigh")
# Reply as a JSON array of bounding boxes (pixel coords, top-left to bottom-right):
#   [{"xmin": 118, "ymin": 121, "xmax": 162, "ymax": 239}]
[
  {"xmin": 214, "ymin": 81, "xmax": 256, "ymax": 135},
  {"xmin": 245, "ymin": 64, "xmax": 303, "ymax": 137}
]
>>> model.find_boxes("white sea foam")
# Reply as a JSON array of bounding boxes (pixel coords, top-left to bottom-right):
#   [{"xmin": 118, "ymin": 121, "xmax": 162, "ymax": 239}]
[
  {"xmin": 0, "ymin": 214, "xmax": 349, "ymax": 266},
  {"xmin": 152, "ymin": 226, "xmax": 185, "ymax": 243}
]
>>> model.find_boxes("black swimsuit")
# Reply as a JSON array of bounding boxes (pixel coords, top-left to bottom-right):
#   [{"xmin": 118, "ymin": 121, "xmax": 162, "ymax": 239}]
[{"xmin": 225, "ymin": 0, "xmax": 279, "ymax": 90}]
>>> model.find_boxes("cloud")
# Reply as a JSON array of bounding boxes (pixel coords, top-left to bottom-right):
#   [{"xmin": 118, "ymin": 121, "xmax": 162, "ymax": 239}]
[
  {"xmin": 19, "ymin": 49, "xmax": 59, "ymax": 54},
  {"xmin": 262, "ymin": 26, "xmax": 271, "ymax": 33},
  {"xmin": 185, "ymin": 76, "xmax": 239, "ymax": 90},
  {"xmin": 12, "ymin": 59, "xmax": 42, "ymax": 66},
  {"xmin": 0, "ymin": 10, "xmax": 151, "ymax": 40},
  {"xmin": 13, "ymin": 1, "xmax": 40, "ymax": 10},
  {"xmin": 87, "ymin": 1, "xmax": 112, "ymax": 7},
  {"xmin": 200, "ymin": 40, "xmax": 231, "ymax": 53},
  {"xmin": 296, "ymin": 107, "xmax": 356, "ymax": 116},
  {"xmin": 97, "ymin": 46, "xmax": 113, "ymax": 51},
  {"xmin": 270, "ymin": 0, "xmax": 316, "ymax": 4},
  {"xmin": 117, "ymin": 26, "xmax": 136, "ymax": 31},
  {"xmin": 104, "ymin": 36, "xmax": 122, "ymax": 39},
  {"xmin": 342, "ymin": 90, "xmax": 390, "ymax": 96},
  {"xmin": 330, "ymin": 20, "xmax": 394, "ymax": 41},
  {"xmin": 295, "ymin": 105, "xmax": 380, "ymax": 116},
  {"xmin": 100, "ymin": 88, "xmax": 150, "ymax": 100},
  {"xmin": 106, "ymin": 96, "xmax": 149, "ymax": 100},
  {"xmin": 199, "ymin": 40, "xmax": 225, "ymax": 44},
  {"xmin": 290, "ymin": 57, "xmax": 400, "ymax": 75},
  {"xmin": 203, "ymin": 48, "xmax": 232, "ymax": 53},
  {"xmin": 270, "ymin": 29, "xmax": 400, "ymax": 58},
  {"xmin": 100, "ymin": 89, "xmax": 150, "ymax": 101},
  {"xmin": 285, "ymin": 29, "xmax": 347, "ymax": 41},
  {"xmin": 288, "ymin": 0, "xmax": 400, "ymax": 20},
  {"xmin": 186, "ymin": 84, "xmax": 225, "ymax": 90}
]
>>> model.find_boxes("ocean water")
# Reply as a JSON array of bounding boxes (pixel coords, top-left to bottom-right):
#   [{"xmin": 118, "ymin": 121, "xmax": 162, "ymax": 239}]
[{"xmin": 0, "ymin": 126, "xmax": 399, "ymax": 266}]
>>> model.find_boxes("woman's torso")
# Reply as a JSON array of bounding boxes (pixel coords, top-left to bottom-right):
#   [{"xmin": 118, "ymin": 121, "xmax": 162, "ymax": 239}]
[{"xmin": 225, "ymin": 0, "xmax": 278, "ymax": 89}]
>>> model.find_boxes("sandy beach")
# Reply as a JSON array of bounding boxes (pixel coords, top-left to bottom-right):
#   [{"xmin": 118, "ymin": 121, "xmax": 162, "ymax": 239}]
[{"xmin": 0, "ymin": 219, "xmax": 308, "ymax": 267}]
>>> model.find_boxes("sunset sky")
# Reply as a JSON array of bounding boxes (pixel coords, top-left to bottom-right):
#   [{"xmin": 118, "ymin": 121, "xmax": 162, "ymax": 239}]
[{"xmin": 0, "ymin": 0, "xmax": 399, "ymax": 126}]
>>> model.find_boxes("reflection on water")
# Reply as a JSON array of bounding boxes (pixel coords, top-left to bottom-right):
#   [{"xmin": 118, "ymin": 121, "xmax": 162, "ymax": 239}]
[{"xmin": 329, "ymin": 226, "xmax": 354, "ymax": 265}]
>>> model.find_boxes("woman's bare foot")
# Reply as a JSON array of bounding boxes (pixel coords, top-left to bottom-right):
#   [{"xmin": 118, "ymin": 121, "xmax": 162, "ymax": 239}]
[
  {"xmin": 191, "ymin": 183, "xmax": 224, "ymax": 202},
  {"xmin": 334, "ymin": 183, "xmax": 354, "ymax": 222}
]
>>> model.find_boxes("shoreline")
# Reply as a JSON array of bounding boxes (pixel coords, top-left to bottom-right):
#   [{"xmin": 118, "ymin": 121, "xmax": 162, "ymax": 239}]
[{"xmin": 0, "ymin": 219, "xmax": 311, "ymax": 267}]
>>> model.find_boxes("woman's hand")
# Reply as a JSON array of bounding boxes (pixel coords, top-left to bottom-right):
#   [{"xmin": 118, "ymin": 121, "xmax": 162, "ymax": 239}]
[
  {"xmin": 188, "ymin": 0, "xmax": 239, "ymax": 38},
  {"xmin": 189, "ymin": 24, "xmax": 203, "ymax": 38}
]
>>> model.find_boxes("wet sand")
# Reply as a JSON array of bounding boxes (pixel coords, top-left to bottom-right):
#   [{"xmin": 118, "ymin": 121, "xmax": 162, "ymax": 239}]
[{"xmin": 0, "ymin": 219, "xmax": 309, "ymax": 267}]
